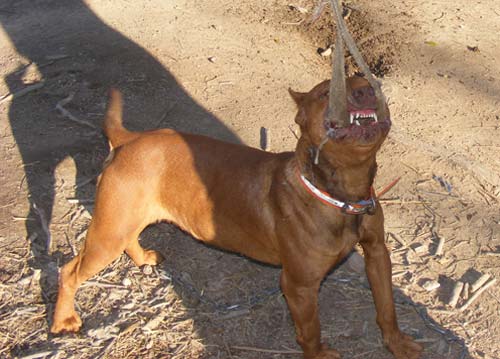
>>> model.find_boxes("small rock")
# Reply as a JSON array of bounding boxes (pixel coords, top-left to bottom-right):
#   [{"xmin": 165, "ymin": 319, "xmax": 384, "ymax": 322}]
[
  {"xmin": 318, "ymin": 47, "xmax": 332, "ymax": 57},
  {"xmin": 422, "ymin": 280, "xmax": 440, "ymax": 292},
  {"xmin": 142, "ymin": 265, "xmax": 153, "ymax": 275},
  {"xmin": 208, "ymin": 56, "xmax": 216, "ymax": 63},
  {"xmin": 88, "ymin": 325, "xmax": 119, "ymax": 340},
  {"xmin": 122, "ymin": 277, "xmax": 132, "ymax": 287}
]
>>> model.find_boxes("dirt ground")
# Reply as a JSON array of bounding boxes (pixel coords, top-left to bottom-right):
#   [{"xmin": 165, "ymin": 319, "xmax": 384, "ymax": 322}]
[{"xmin": 1, "ymin": 0, "xmax": 499, "ymax": 358}]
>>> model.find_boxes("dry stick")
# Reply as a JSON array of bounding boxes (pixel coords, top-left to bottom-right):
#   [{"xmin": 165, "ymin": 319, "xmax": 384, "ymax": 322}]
[
  {"xmin": 288, "ymin": 125, "xmax": 300, "ymax": 140},
  {"xmin": 471, "ymin": 273, "xmax": 491, "ymax": 293},
  {"xmin": 0, "ymin": 81, "xmax": 45, "ymax": 104},
  {"xmin": 329, "ymin": 0, "xmax": 387, "ymax": 114},
  {"xmin": 327, "ymin": 18, "xmax": 347, "ymax": 127},
  {"xmin": 459, "ymin": 278, "xmax": 497, "ymax": 312},
  {"xmin": 55, "ymin": 94, "xmax": 98, "ymax": 130},
  {"xmin": 388, "ymin": 232, "xmax": 407, "ymax": 247},
  {"xmin": 448, "ymin": 281, "xmax": 464, "ymax": 307},
  {"xmin": 18, "ymin": 350, "xmax": 55, "ymax": 359}
]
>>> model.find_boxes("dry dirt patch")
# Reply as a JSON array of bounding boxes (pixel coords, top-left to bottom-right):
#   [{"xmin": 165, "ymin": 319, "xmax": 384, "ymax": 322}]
[{"xmin": 1, "ymin": 1, "xmax": 499, "ymax": 358}]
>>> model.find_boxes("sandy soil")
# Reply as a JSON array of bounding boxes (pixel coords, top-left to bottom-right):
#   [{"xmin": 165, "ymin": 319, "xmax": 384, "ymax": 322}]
[{"xmin": 0, "ymin": 0, "xmax": 499, "ymax": 358}]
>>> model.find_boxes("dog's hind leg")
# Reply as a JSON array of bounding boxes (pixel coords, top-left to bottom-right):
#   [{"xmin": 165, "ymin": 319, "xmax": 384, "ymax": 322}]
[
  {"xmin": 50, "ymin": 222, "xmax": 132, "ymax": 333},
  {"xmin": 51, "ymin": 172, "xmax": 159, "ymax": 333}
]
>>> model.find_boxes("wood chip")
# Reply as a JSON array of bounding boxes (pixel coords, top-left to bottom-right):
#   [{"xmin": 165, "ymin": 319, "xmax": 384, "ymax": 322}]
[
  {"xmin": 422, "ymin": 279, "xmax": 440, "ymax": 291},
  {"xmin": 459, "ymin": 278, "xmax": 497, "ymax": 312},
  {"xmin": 448, "ymin": 281, "xmax": 464, "ymax": 307},
  {"xmin": 143, "ymin": 312, "xmax": 167, "ymax": 333},
  {"xmin": 435, "ymin": 236, "xmax": 445, "ymax": 256},
  {"xmin": 462, "ymin": 282, "xmax": 470, "ymax": 300},
  {"xmin": 412, "ymin": 243, "xmax": 426, "ymax": 254},
  {"xmin": 471, "ymin": 273, "xmax": 491, "ymax": 293}
]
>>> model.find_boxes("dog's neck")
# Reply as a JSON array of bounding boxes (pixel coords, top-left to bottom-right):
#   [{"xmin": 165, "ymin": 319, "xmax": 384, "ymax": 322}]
[{"xmin": 294, "ymin": 137, "xmax": 377, "ymax": 202}]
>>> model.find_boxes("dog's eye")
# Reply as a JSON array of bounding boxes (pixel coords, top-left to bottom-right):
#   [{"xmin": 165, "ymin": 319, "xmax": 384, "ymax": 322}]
[
  {"xmin": 319, "ymin": 91, "xmax": 329, "ymax": 100},
  {"xmin": 352, "ymin": 89, "xmax": 364, "ymax": 99}
]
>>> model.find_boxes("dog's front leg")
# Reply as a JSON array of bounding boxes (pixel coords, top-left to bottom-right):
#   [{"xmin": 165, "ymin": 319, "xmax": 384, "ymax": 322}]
[
  {"xmin": 280, "ymin": 269, "xmax": 341, "ymax": 359},
  {"xmin": 360, "ymin": 210, "xmax": 423, "ymax": 359}
]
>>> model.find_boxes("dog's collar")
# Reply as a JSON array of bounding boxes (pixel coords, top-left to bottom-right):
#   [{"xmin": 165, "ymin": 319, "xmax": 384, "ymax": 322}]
[{"xmin": 297, "ymin": 171, "xmax": 377, "ymax": 215}]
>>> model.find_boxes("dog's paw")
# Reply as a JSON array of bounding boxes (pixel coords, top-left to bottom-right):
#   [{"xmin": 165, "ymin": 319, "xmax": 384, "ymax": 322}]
[
  {"xmin": 385, "ymin": 331, "xmax": 423, "ymax": 359},
  {"xmin": 143, "ymin": 249, "xmax": 164, "ymax": 266},
  {"xmin": 311, "ymin": 344, "xmax": 341, "ymax": 359},
  {"xmin": 50, "ymin": 311, "xmax": 82, "ymax": 334}
]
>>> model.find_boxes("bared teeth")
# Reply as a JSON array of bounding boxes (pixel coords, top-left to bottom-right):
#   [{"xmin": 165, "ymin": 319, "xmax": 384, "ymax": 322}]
[{"xmin": 349, "ymin": 111, "xmax": 378, "ymax": 125}]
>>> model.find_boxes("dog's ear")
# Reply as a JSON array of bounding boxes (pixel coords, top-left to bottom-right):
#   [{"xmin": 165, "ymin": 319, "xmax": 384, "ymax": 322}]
[
  {"xmin": 288, "ymin": 88, "xmax": 306, "ymax": 106},
  {"xmin": 289, "ymin": 89, "xmax": 307, "ymax": 126}
]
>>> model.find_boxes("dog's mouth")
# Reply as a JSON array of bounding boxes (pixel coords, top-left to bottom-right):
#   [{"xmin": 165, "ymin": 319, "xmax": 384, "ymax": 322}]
[{"xmin": 324, "ymin": 109, "xmax": 391, "ymax": 143}]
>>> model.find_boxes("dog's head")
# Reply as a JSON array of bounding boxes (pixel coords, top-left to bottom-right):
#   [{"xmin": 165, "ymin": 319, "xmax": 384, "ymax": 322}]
[{"xmin": 289, "ymin": 76, "xmax": 390, "ymax": 164}]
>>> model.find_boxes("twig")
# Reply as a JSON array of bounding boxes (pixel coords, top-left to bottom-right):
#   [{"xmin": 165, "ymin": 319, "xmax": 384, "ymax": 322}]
[
  {"xmin": 458, "ymin": 278, "xmax": 497, "ymax": 312},
  {"xmin": 388, "ymin": 232, "xmax": 407, "ymax": 247},
  {"xmin": 231, "ymin": 345, "xmax": 302, "ymax": 354},
  {"xmin": 55, "ymin": 94, "xmax": 98, "ymax": 130},
  {"xmin": 66, "ymin": 198, "xmax": 95, "ymax": 205},
  {"xmin": 282, "ymin": 19, "xmax": 305, "ymax": 26},
  {"xmin": 379, "ymin": 199, "xmax": 427, "ymax": 205},
  {"xmin": 0, "ymin": 81, "xmax": 45, "ymax": 104},
  {"xmin": 288, "ymin": 125, "xmax": 299, "ymax": 140},
  {"xmin": 155, "ymin": 100, "xmax": 178, "ymax": 127},
  {"xmin": 64, "ymin": 232, "xmax": 77, "ymax": 257},
  {"xmin": 18, "ymin": 351, "xmax": 55, "ymax": 359}
]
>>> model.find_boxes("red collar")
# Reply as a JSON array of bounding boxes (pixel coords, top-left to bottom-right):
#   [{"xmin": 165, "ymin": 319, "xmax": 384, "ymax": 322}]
[{"xmin": 296, "ymin": 170, "xmax": 400, "ymax": 215}]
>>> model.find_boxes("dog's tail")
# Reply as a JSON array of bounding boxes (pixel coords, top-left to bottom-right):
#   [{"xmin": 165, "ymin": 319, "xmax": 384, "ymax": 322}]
[{"xmin": 103, "ymin": 89, "xmax": 139, "ymax": 150}]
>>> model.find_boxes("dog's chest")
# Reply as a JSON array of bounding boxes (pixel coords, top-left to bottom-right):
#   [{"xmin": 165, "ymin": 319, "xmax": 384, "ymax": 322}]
[{"xmin": 328, "ymin": 215, "xmax": 362, "ymax": 257}]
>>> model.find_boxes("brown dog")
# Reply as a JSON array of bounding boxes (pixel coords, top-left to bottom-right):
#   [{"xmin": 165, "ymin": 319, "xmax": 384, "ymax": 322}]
[{"xmin": 51, "ymin": 76, "xmax": 422, "ymax": 359}]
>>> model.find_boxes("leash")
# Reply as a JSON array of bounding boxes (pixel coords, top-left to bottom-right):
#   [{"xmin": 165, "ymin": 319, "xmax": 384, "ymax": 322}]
[{"xmin": 375, "ymin": 176, "xmax": 401, "ymax": 198}]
